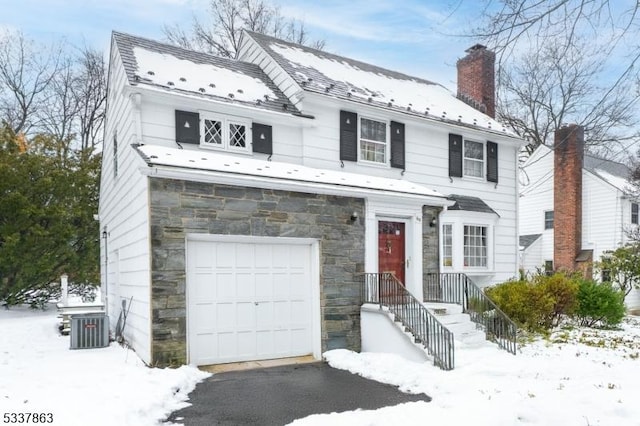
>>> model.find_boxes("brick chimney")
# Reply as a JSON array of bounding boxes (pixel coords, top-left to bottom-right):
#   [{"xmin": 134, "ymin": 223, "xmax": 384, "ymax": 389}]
[
  {"xmin": 554, "ymin": 124, "xmax": 584, "ymax": 272},
  {"xmin": 456, "ymin": 44, "xmax": 495, "ymax": 118}
]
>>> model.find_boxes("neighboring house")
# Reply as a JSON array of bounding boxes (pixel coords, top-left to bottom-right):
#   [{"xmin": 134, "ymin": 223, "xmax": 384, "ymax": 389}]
[
  {"xmin": 519, "ymin": 125, "xmax": 640, "ymax": 310},
  {"xmin": 99, "ymin": 31, "xmax": 524, "ymax": 367}
]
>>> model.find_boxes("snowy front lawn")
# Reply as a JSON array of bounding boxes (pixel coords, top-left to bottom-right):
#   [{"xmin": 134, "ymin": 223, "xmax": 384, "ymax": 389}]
[
  {"xmin": 2, "ymin": 304, "xmax": 639, "ymax": 426},
  {"xmin": 0, "ymin": 304, "xmax": 209, "ymax": 426},
  {"xmin": 293, "ymin": 318, "xmax": 640, "ymax": 426}
]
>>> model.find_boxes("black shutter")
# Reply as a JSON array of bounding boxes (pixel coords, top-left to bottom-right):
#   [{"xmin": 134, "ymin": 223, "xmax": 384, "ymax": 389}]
[
  {"xmin": 390, "ymin": 121, "xmax": 405, "ymax": 169},
  {"xmin": 252, "ymin": 123, "xmax": 272, "ymax": 154},
  {"xmin": 487, "ymin": 141, "xmax": 498, "ymax": 183},
  {"xmin": 340, "ymin": 110, "xmax": 358, "ymax": 162},
  {"xmin": 449, "ymin": 133, "xmax": 463, "ymax": 177},
  {"xmin": 175, "ymin": 110, "xmax": 200, "ymax": 144}
]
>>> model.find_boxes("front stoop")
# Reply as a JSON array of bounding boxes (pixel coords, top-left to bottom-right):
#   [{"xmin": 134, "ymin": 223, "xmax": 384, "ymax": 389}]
[{"xmin": 423, "ymin": 302, "xmax": 488, "ymax": 346}]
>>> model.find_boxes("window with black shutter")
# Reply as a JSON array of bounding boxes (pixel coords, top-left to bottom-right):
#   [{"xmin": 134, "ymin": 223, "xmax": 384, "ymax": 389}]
[
  {"xmin": 449, "ymin": 133, "xmax": 463, "ymax": 177},
  {"xmin": 175, "ymin": 110, "xmax": 200, "ymax": 144},
  {"xmin": 487, "ymin": 141, "xmax": 498, "ymax": 183},
  {"xmin": 340, "ymin": 110, "xmax": 358, "ymax": 162},
  {"xmin": 252, "ymin": 123, "xmax": 272, "ymax": 155},
  {"xmin": 390, "ymin": 121, "xmax": 405, "ymax": 169}
]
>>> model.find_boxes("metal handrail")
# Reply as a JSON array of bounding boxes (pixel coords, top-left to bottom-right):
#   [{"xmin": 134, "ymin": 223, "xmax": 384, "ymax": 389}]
[
  {"xmin": 362, "ymin": 273, "xmax": 454, "ymax": 370},
  {"xmin": 424, "ymin": 273, "xmax": 517, "ymax": 355}
]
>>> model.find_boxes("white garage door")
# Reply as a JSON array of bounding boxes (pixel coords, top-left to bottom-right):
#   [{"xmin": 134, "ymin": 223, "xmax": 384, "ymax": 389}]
[{"xmin": 187, "ymin": 238, "xmax": 314, "ymax": 366}]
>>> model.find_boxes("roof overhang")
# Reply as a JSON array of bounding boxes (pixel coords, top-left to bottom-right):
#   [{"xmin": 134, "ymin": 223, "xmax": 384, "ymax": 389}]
[{"xmin": 135, "ymin": 144, "xmax": 452, "ymax": 206}]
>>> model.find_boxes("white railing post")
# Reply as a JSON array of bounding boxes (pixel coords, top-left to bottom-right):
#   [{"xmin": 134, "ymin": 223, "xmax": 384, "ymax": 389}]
[{"xmin": 61, "ymin": 273, "xmax": 69, "ymax": 306}]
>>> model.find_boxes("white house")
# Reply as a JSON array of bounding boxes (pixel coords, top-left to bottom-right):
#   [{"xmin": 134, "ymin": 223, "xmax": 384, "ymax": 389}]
[
  {"xmin": 519, "ymin": 125, "xmax": 640, "ymax": 311},
  {"xmin": 99, "ymin": 31, "xmax": 524, "ymax": 367}
]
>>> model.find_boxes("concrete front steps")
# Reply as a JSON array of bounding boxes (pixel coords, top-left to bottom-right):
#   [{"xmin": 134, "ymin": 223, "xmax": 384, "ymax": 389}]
[{"xmin": 423, "ymin": 302, "xmax": 488, "ymax": 346}]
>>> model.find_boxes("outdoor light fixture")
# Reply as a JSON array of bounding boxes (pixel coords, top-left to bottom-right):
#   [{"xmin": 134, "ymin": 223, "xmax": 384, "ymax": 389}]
[
  {"xmin": 429, "ymin": 218, "xmax": 437, "ymax": 227},
  {"xmin": 350, "ymin": 211, "xmax": 359, "ymax": 222}
]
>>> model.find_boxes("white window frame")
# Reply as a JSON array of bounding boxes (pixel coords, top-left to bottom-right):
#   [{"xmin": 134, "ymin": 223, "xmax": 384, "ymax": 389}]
[
  {"xmin": 199, "ymin": 112, "xmax": 251, "ymax": 153},
  {"xmin": 358, "ymin": 116, "xmax": 389, "ymax": 165},
  {"xmin": 439, "ymin": 210, "xmax": 497, "ymax": 274},
  {"xmin": 463, "ymin": 224, "xmax": 488, "ymax": 267},
  {"xmin": 544, "ymin": 210, "xmax": 554, "ymax": 230},
  {"xmin": 442, "ymin": 223, "xmax": 453, "ymax": 267},
  {"xmin": 463, "ymin": 139, "xmax": 484, "ymax": 178}
]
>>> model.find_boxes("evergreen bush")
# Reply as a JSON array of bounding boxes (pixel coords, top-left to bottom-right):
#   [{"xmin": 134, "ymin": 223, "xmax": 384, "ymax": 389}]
[{"xmin": 575, "ymin": 280, "xmax": 625, "ymax": 327}]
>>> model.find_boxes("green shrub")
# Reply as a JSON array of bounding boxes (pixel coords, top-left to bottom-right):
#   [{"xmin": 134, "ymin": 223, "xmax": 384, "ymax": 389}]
[
  {"xmin": 575, "ymin": 280, "xmax": 625, "ymax": 327},
  {"xmin": 486, "ymin": 272, "xmax": 579, "ymax": 332},
  {"xmin": 532, "ymin": 273, "xmax": 579, "ymax": 326}
]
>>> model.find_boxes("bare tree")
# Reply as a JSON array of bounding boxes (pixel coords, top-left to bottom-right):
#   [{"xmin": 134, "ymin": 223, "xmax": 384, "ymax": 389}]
[
  {"xmin": 461, "ymin": 1, "xmax": 640, "ymax": 157},
  {"xmin": 497, "ymin": 38, "xmax": 640, "ymax": 155},
  {"xmin": 74, "ymin": 46, "xmax": 106, "ymax": 156},
  {"xmin": 0, "ymin": 30, "xmax": 62, "ymax": 134},
  {"xmin": 163, "ymin": 0, "xmax": 325, "ymax": 58}
]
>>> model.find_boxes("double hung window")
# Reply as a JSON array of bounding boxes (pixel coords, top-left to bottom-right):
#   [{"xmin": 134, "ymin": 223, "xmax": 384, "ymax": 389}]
[{"xmin": 360, "ymin": 117, "xmax": 387, "ymax": 164}]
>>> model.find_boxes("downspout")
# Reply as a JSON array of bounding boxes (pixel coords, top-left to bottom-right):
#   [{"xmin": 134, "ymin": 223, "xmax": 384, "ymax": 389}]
[{"xmin": 102, "ymin": 226, "xmax": 109, "ymax": 316}]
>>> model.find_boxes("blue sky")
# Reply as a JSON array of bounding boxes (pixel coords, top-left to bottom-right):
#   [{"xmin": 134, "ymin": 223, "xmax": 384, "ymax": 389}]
[{"xmin": 0, "ymin": 0, "xmax": 483, "ymax": 91}]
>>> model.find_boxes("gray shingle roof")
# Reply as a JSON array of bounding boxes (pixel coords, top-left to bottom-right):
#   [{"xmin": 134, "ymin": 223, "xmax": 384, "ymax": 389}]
[
  {"xmin": 584, "ymin": 154, "xmax": 631, "ymax": 180},
  {"xmin": 519, "ymin": 234, "xmax": 541, "ymax": 250},
  {"xmin": 447, "ymin": 194, "xmax": 498, "ymax": 215},
  {"xmin": 244, "ymin": 31, "xmax": 518, "ymax": 138},
  {"xmin": 112, "ymin": 31, "xmax": 300, "ymax": 115}
]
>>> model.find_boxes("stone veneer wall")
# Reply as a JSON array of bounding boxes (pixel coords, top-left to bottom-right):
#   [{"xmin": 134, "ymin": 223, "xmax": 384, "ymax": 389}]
[
  {"xmin": 149, "ymin": 177, "xmax": 365, "ymax": 366},
  {"xmin": 422, "ymin": 206, "xmax": 441, "ymax": 300}
]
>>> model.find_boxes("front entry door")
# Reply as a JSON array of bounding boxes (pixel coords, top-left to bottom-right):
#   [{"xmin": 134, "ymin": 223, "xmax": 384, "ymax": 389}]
[{"xmin": 378, "ymin": 221, "xmax": 406, "ymax": 284}]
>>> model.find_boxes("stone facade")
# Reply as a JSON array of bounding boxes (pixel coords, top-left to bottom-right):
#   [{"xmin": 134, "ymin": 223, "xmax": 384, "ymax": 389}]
[
  {"xmin": 148, "ymin": 177, "xmax": 365, "ymax": 366},
  {"xmin": 554, "ymin": 125, "xmax": 584, "ymax": 272}
]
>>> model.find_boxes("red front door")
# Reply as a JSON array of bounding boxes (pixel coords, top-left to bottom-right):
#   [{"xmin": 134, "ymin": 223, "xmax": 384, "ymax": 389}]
[{"xmin": 378, "ymin": 221, "xmax": 405, "ymax": 283}]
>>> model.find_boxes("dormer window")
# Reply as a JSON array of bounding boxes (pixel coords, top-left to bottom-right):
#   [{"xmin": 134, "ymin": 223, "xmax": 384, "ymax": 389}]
[{"xmin": 200, "ymin": 114, "xmax": 250, "ymax": 153}]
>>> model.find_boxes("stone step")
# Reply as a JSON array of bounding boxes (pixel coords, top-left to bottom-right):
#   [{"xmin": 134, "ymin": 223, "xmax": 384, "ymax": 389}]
[{"xmin": 423, "ymin": 302, "xmax": 463, "ymax": 315}]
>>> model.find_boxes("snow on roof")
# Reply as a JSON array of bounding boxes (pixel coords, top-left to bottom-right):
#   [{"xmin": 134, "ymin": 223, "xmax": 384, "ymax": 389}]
[
  {"xmin": 592, "ymin": 168, "xmax": 635, "ymax": 193},
  {"xmin": 132, "ymin": 47, "xmax": 275, "ymax": 104},
  {"xmin": 136, "ymin": 144, "xmax": 446, "ymax": 199},
  {"xmin": 246, "ymin": 31, "xmax": 515, "ymax": 137},
  {"xmin": 112, "ymin": 32, "xmax": 299, "ymax": 115}
]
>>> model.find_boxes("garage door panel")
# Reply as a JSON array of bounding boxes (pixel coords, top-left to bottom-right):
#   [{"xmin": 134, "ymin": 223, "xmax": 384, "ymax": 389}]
[
  {"xmin": 273, "ymin": 301, "xmax": 289, "ymax": 325},
  {"xmin": 271, "ymin": 245, "xmax": 290, "ymax": 268},
  {"xmin": 237, "ymin": 331, "xmax": 256, "ymax": 356},
  {"xmin": 256, "ymin": 331, "xmax": 273, "ymax": 355},
  {"xmin": 195, "ymin": 333, "xmax": 216, "ymax": 361},
  {"xmin": 218, "ymin": 333, "xmax": 236, "ymax": 358},
  {"xmin": 255, "ymin": 302, "xmax": 273, "ymax": 326},
  {"xmin": 215, "ymin": 272, "xmax": 235, "ymax": 299},
  {"xmin": 236, "ymin": 273, "xmax": 255, "ymax": 298},
  {"xmin": 290, "ymin": 329, "xmax": 310, "ymax": 352},
  {"xmin": 215, "ymin": 244, "xmax": 235, "ymax": 268},
  {"xmin": 193, "ymin": 273, "xmax": 215, "ymax": 300},
  {"xmin": 235, "ymin": 302, "xmax": 255, "ymax": 328},
  {"xmin": 216, "ymin": 303, "xmax": 236, "ymax": 330},
  {"xmin": 235, "ymin": 243, "xmax": 255, "ymax": 268},
  {"xmin": 188, "ymin": 239, "xmax": 314, "ymax": 366},
  {"xmin": 254, "ymin": 273, "xmax": 272, "ymax": 297},
  {"xmin": 273, "ymin": 273, "xmax": 290, "ymax": 297},
  {"xmin": 290, "ymin": 300, "xmax": 308, "ymax": 324}
]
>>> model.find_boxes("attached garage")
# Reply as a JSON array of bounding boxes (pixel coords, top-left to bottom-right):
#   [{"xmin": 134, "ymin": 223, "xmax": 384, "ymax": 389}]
[{"xmin": 186, "ymin": 235, "xmax": 320, "ymax": 366}]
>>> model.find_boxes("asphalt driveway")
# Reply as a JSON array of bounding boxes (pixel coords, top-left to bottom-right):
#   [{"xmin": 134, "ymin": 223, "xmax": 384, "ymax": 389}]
[{"xmin": 165, "ymin": 362, "xmax": 431, "ymax": 425}]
